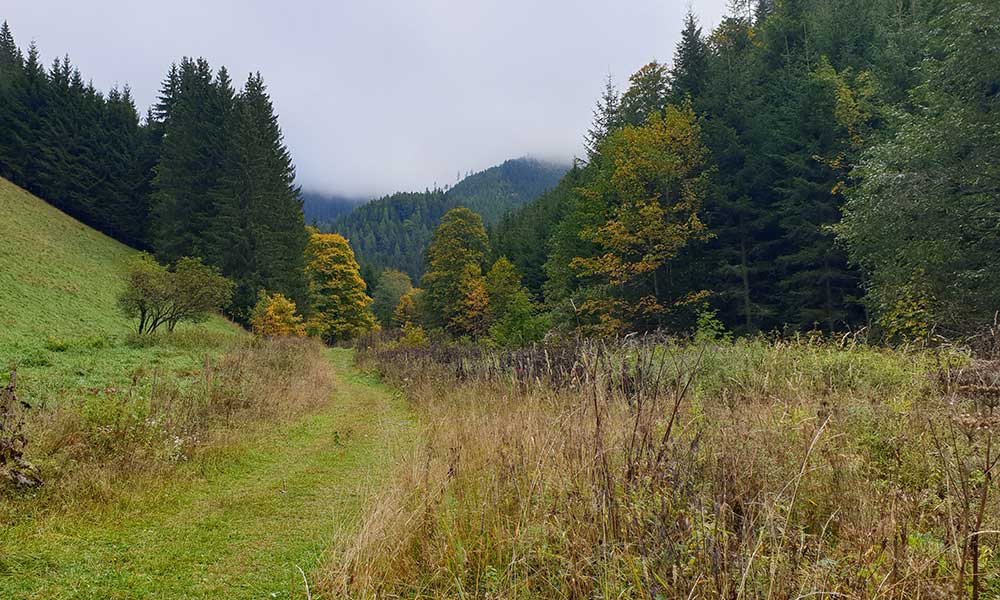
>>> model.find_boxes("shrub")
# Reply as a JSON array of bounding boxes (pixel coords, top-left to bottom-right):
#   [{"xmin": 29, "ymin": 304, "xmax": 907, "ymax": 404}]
[
  {"xmin": 118, "ymin": 253, "xmax": 234, "ymax": 335},
  {"xmin": 43, "ymin": 336, "xmax": 70, "ymax": 352},
  {"xmin": 399, "ymin": 323, "xmax": 429, "ymax": 347},
  {"xmin": 250, "ymin": 292, "xmax": 306, "ymax": 338}
]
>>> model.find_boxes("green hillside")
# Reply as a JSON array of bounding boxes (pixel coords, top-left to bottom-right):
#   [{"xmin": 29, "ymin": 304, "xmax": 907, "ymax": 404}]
[
  {"xmin": 324, "ymin": 157, "xmax": 568, "ymax": 280},
  {"xmin": 0, "ymin": 177, "xmax": 241, "ymax": 403}
]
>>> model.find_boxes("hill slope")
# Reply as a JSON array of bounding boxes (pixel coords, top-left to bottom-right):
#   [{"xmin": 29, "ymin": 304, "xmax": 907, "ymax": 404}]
[
  {"xmin": 0, "ymin": 177, "xmax": 137, "ymax": 351},
  {"xmin": 0, "ymin": 177, "xmax": 240, "ymax": 402},
  {"xmin": 301, "ymin": 190, "xmax": 365, "ymax": 225},
  {"xmin": 326, "ymin": 157, "xmax": 568, "ymax": 279}
]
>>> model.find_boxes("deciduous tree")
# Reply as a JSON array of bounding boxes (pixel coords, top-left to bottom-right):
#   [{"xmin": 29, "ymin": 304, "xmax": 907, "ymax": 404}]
[
  {"xmin": 421, "ymin": 207, "xmax": 491, "ymax": 336},
  {"xmin": 304, "ymin": 232, "xmax": 377, "ymax": 342}
]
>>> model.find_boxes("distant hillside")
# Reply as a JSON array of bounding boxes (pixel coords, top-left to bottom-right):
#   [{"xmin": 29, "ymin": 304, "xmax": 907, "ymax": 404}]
[
  {"xmin": 327, "ymin": 157, "xmax": 568, "ymax": 279},
  {"xmin": 446, "ymin": 158, "xmax": 569, "ymax": 224},
  {"xmin": 301, "ymin": 190, "xmax": 365, "ymax": 225}
]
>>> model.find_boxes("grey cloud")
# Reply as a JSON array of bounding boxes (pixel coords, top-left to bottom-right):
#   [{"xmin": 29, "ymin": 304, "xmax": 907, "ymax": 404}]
[{"xmin": 6, "ymin": 0, "xmax": 728, "ymax": 197}]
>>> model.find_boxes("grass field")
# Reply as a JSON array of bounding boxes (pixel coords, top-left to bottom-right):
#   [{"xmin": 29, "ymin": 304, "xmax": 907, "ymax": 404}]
[
  {"xmin": 1, "ymin": 349, "xmax": 414, "ymax": 599},
  {"xmin": 0, "ymin": 178, "xmax": 419, "ymax": 597},
  {"xmin": 0, "ymin": 177, "xmax": 243, "ymax": 406},
  {"xmin": 330, "ymin": 335, "xmax": 998, "ymax": 599}
]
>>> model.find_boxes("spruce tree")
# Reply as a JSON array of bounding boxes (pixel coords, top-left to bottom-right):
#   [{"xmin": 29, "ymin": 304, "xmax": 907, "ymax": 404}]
[
  {"xmin": 583, "ymin": 75, "xmax": 621, "ymax": 159},
  {"xmin": 150, "ymin": 58, "xmax": 232, "ymax": 263},
  {"xmin": 208, "ymin": 72, "xmax": 309, "ymax": 318},
  {"xmin": 670, "ymin": 10, "xmax": 710, "ymax": 103},
  {"xmin": 0, "ymin": 21, "xmax": 26, "ymax": 183}
]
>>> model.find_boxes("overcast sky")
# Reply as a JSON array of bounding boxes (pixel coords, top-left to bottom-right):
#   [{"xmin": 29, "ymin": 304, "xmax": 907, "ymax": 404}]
[{"xmin": 6, "ymin": 0, "xmax": 728, "ymax": 197}]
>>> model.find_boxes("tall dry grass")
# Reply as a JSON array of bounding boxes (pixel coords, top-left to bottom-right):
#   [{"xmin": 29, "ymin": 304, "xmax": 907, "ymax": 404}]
[
  {"xmin": 324, "ymin": 335, "xmax": 999, "ymax": 599},
  {"xmin": 9, "ymin": 336, "xmax": 333, "ymax": 502}
]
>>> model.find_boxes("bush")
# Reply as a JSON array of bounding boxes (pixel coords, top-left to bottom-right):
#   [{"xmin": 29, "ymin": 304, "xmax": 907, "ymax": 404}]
[
  {"xmin": 251, "ymin": 292, "xmax": 306, "ymax": 338},
  {"xmin": 118, "ymin": 253, "xmax": 234, "ymax": 335},
  {"xmin": 43, "ymin": 336, "xmax": 70, "ymax": 352}
]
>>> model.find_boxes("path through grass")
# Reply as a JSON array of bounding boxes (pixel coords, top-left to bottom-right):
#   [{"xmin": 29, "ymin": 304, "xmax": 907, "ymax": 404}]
[{"xmin": 0, "ymin": 349, "xmax": 412, "ymax": 599}]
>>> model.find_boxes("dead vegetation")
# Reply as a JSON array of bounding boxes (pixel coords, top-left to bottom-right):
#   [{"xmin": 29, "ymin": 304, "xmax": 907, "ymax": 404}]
[
  {"xmin": 4, "ymin": 337, "xmax": 334, "ymax": 501},
  {"xmin": 0, "ymin": 371, "xmax": 41, "ymax": 488},
  {"xmin": 324, "ymin": 335, "xmax": 999, "ymax": 599}
]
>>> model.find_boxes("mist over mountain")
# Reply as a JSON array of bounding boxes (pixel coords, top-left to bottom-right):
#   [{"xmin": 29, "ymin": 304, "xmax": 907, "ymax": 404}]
[
  {"xmin": 318, "ymin": 157, "xmax": 568, "ymax": 279},
  {"xmin": 301, "ymin": 191, "xmax": 366, "ymax": 225}
]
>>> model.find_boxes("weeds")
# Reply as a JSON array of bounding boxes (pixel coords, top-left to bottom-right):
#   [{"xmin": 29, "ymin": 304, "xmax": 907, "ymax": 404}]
[
  {"xmin": 326, "ymin": 334, "xmax": 998, "ymax": 599},
  {"xmin": 0, "ymin": 370, "xmax": 41, "ymax": 487},
  {"xmin": 5, "ymin": 337, "xmax": 333, "ymax": 501}
]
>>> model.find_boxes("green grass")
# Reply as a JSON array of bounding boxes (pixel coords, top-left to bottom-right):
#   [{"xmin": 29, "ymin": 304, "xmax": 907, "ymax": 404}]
[
  {"xmin": 0, "ymin": 177, "xmax": 243, "ymax": 407},
  {"xmin": 0, "ymin": 181, "xmax": 419, "ymax": 597},
  {"xmin": 0, "ymin": 348, "xmax": 415, "ymax": 599}
]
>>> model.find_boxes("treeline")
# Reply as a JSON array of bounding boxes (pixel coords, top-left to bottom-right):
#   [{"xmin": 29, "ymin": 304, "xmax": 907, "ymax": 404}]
[
  {"xmin": 302, "ymin": 191, "xmax": 361, "ymax": 225},
  {"xmin": 326, "ymin": 157, "xmax": 566, "ymax": 281},
  {"xmin": 0, "ymin": 23, "xmax": 309, "ymax": 321},
  {"xmin": 365, "ymin": 207, "xmax": 546, "ymax": 348},
  {"xmin": 491, "ymin": 0, "xmax": 999, "ymax": 339}
]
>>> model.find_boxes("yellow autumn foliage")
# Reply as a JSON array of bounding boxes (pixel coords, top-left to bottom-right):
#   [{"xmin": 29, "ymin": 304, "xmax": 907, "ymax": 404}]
[{"xmin": 250, "ymin": 292, "xmax": 306, "ymax": 338}]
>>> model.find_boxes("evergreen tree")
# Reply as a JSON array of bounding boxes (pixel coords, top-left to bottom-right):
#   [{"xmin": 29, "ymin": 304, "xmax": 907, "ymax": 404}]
[
  {"xmin": 0, "ymin": 23, "xmax": 27, "ymax": 184},
  {"xmin": 208, "ymin": 72, "xmax": 309, "ymax": 317},
  {"xmin": 583, "ymin": 75, "xmax": 621, "ymax": 159},
  {"xmin": 670, "ymin": 10, "xmax": 710, "ymax": 103},
  {"xmin": 696, "ymin": 14, "xmax": 782, "ymax": 332},
  {"xmin": 492, "ymin": 164, "xmax": 583, "ymax": 298},
  {"xmin": 150, "ymin": 58, "xmax": 232, "ymax": 263}
]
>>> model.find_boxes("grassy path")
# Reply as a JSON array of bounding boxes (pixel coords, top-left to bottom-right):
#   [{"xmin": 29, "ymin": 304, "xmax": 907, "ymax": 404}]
[{"xmin": 0, "ymin": 349, "xmax": 412, "ymax": 599}]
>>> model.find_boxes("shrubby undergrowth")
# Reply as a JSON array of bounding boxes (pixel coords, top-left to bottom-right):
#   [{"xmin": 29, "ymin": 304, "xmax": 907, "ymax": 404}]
[
  {"xmin": 4, "ymin": 335, "xmax": 333, "ymax": 504},
  {"xmin": 326, "ymin": 333, "xmax": 998, "ymax": 599}
]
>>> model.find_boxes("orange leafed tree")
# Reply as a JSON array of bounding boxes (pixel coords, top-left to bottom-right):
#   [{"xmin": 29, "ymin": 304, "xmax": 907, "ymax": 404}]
[{"xmin": 250, "ymin": 292, "xmax": 306, "ymax": 337}]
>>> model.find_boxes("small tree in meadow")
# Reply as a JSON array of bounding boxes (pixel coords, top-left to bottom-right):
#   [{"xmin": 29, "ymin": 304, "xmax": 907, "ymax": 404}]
[
  {"xmin": 485, "ymin": 257, "xmax": 548, "ymax": 347},
  {"xmin": 421, "ymin": 207, "xmax": 491, "ymax": 337},
  {"xmin": 371, "ymin": 269, "xmax": 412, "ymax": 327},
  {"xmin": 118, "ymin": 254, "xmax": 171, "ymax": 334},
  {"xmin": 250, "ymin": 292, "xmax": 306, "ymax": 337},
  {"xmin": 393, "ymin": 287, "xmax": 422, "ymax": 328},
  {"xmin": 118, "ymin": 253, "xmax": 233, "ymax": 334},
  {"xmin": 164, "ymin": 257, "xmax": 235, "ymax": 332}
]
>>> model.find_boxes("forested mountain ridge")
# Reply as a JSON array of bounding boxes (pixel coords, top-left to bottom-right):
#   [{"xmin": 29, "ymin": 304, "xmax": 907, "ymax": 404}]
[
  {"xmin": 325, "ymin": 157, "xmax": 567, "ymax": 280},
  {"xmin": 446, "ymin": 157, "xmax": 568, "ymax": 224},
  {"xmin": 301, "ymin": 190, "xmax": 363, "ymax": 225}
]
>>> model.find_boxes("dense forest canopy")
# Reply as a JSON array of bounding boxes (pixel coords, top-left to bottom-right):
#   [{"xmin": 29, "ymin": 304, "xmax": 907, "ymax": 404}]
[
  {"xmin": 491, "ymin": 0, "xmax": 999, "ymax": 339},
  {"xmin": 0, "ymin": 26, "xmax": 310, "ymax": 322}
]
